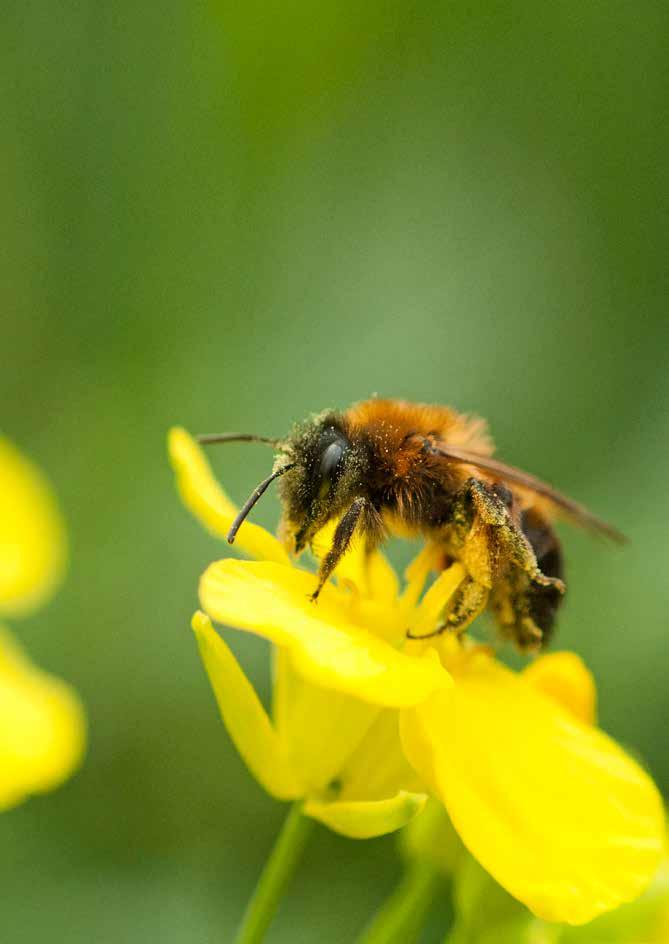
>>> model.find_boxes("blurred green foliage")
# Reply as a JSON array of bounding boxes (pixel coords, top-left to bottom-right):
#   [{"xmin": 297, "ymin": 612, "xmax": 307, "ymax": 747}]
[{"xmin": 1, "ymin": 2, "xmax": 668, "ymax": 941}]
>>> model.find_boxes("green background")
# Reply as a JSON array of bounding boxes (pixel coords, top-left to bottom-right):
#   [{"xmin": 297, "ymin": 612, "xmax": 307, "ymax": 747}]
[{"xmin": 2, "ymin": 3, "xmax": 667, "ymax": 941}]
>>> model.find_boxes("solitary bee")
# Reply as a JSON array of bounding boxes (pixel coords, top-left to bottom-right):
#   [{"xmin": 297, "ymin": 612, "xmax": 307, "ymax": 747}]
[{"xmin": 199, "ymin": 399, "xmax": 623, "ymax": 651}]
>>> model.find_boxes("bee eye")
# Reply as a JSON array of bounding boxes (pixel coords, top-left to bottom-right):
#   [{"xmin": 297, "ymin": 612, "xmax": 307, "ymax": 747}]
[{"xmin": 320, "ymin": 440, "xmax": 345, "ymax": 481}]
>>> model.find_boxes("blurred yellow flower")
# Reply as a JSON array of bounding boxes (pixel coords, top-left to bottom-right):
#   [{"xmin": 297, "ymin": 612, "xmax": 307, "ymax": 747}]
[
  {"xmin": 0, "ymin": 434, "xmax": 85, "ymax": 811},
  {"xmin": 0, "ymin": 626, "xmax": 85, "ymax": 810},
  {"xmin": 400, "ymin": 654, "xmax": 665, "ymax": 942},
  {"xmin": 169, "ymin": 426, "xmax": 665, "ymax": 926},
  {"xmin": 0, "ymin": 435, "xmax": 67, "ymax": 618}
]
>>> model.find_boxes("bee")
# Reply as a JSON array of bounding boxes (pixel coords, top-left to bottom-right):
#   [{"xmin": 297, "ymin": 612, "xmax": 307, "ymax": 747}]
[{"xmin": 199, "ymin": 399, "xmax": 624, "ymax": 651}]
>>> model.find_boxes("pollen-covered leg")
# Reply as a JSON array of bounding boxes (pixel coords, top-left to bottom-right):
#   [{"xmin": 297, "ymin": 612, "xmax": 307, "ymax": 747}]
[
  {"xmin": 485, "ymin": 510, "xmax": 565, "ymax": 650},
  {"xmin": 491, "ymin": 508, "xmax": 566, "ymax": 650},
  {"xmin": 311, "ymin": 497, "xmax": 367, "ymax": 601},
  {"xmin": 491, "ymin": 569, "xmax": 565, "ymax": 651},
  {"xmin": 442, "ymin": 577, "xmax": 489, "ymax": 633},
  {"xmin": 407, "ymin": 576, "xmax": 488, "ymax": 640},
  {"xmin": 458, "ymin": 479, "xmax": 565, "ymax": 650}
]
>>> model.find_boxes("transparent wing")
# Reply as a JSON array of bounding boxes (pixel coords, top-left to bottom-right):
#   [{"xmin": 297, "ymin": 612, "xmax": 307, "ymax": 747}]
[{"xmin": 429, "ymin": 442, "xmax": 626, "ymax": 543}]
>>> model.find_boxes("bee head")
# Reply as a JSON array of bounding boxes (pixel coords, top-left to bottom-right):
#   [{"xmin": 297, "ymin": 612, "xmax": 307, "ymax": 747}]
[
  {"xmin": 196, "ymin": 412, "xmax": 369, "ymax": 552},
  {"xmin": 278, "ymin": 413, "xmax": 367, "ymax": 553}
]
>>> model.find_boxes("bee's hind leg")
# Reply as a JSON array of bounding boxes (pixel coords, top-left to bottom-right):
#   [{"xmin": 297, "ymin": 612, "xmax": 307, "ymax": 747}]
[
  {"xmin": 491, "ymin": 569, "xmax": 563, "ymax": 652},
  {"xmin": 490, "ymin": 507, "xmax": 566, "ymax": 650},
  {"xmin": 462, "ymin": 479, "xmax": 565, "ymax": 651}
]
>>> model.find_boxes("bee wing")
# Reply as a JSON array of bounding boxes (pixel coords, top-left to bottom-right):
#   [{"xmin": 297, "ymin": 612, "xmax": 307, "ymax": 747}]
[{"xmin": 430, "ymin": 442, "xmax": 626, "ymax": 543}]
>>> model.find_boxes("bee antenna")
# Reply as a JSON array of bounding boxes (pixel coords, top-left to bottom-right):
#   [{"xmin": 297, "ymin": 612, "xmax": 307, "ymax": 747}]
[
  {"xmin": 227, "ymin": 464, "xmax": 295, "ymax": 545},
  {"xmin": 197, "ymin": 433, "xmax": 279, "ymax": 446}
]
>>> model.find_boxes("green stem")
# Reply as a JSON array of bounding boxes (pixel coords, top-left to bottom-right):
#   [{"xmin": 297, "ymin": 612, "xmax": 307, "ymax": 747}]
[
  {"xmin": 356, "ymin": 859, "xmax": 443, "ymax": 944},
  {"xmin": 234, "ymin": 802, "xmax": 314, "ymax": 944}
]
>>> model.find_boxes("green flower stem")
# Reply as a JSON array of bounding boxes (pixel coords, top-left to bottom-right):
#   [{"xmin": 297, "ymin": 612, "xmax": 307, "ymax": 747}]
[
  {"xmin": 356, "ymin": 859, "xmax": 443, "ymax": 944},
  {"xmin": 235, "ymin": 802, "xmax": 314, "ymax": 944}
]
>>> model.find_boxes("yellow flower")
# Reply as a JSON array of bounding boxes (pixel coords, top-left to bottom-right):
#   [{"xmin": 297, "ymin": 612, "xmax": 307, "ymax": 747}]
[
  {"xmin": 401, "ymin": 654, "xmax": 666, "ymax": 941},
  {"xmin": 171, "ymin": 426, "xmax": 454, "ymax": 838},
  {"xmin": 0, "ymin": 434, "xmax": 85, "ymax": 810},
  {"xmin": 0, "ymin": 626, "xmax": 85, "ymax": 810},
  {"xmin": 0, "ymin": 435, "xmax": 67, "ymax": 618},
  {"xmin": 169, "ymin": 427, "xmax": 665, "ymax": 925}
]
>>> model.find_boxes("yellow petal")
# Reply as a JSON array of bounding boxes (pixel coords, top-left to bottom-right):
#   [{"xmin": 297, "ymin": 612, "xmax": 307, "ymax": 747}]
[
  {"xmin": 200, "ymin": 559, "xmax": 451, "ymax": 707},
  {"xmin": 407, "ymin": 563, "xmax": 466, "ymax": 638},
  {"xmin": 402, "ymin": 543, "xmax": 444, "ymax": 608},
  {"xmin": 304, "ymin": 791, "xmax": 427, "ymax": 839},
  {"xmin": 168, "ymin": 427, "xmax": 289, "ymax": 564},
  {"xmin": 336, "ymin": 708, "xmax": 424, "ymax": 803},
  {"xmin": 400, "ymin": 654, "xmax": 665, "ymax": 925},
  {"xmin": 0, "ymin": 626, "xmax": 85, "ymax": 810},
  {"xmin": 0, "ymin": 436, "xmax": 67, "ymax": 617},
  {"xmin": 192, "ymin": 612, "xmax": 301, "ymax": 799},
  {"xmin": 271, "ymin": 646, "xmax": 379, "ymax": 792},
  {"xmin": 366, "ymin": 549, "xmax": 400, "ymax": 605},
  {"xmin": 523, "ymin": 651, "xmax": 597, "ymax": 725}
]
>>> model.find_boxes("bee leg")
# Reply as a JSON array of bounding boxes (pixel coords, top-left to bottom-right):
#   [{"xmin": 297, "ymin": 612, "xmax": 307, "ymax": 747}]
[
  {"xmin": 464, "ymin": 477, "xmax": 510, "ymax": 525},
  {"xmin": 465, "ymin": 478, "xmax": 564, "ymax": 588},
  {"xmin": 403, "ymin": 478, "xmax": 500, "ymax": 641},
  {"xmin": 462, "ymin": 479, "xmax": 565, "ymax": 650},
  {"xmin": 310, "ymin": 497, "xmax": 367, "ymax": 601},
  {"xmin": 491, "ymin": 511, "xmax": 565, "ymax": 650},
  {"xmin": 442, "ymin": 577, "xmax": 489, "ymax": 633},
  {"xmin": 491, "ymin": 570, "xmax": 563, "ymax": 652},
  {"xmin": 406, "ymin": 577, "xmax": 488, "ymax": 640},
  {"xmin": 520, "ymin": 508, "xmax": 564, "ymax": 645}
]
